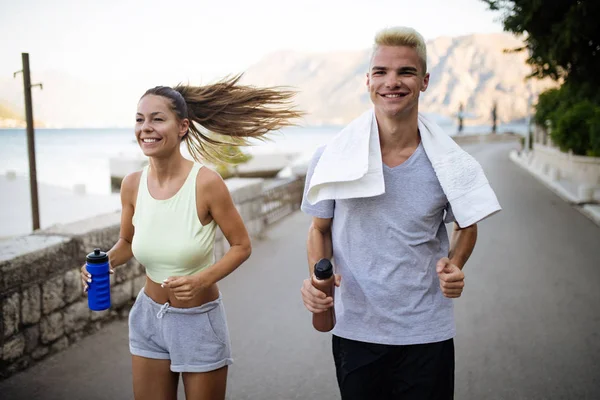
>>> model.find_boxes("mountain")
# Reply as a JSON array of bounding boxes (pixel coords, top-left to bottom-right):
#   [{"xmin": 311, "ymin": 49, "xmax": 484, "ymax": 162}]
[
  {"xmin": 0, "ymin": 100, "xmax": 51, "ymax": 129},
  {"xmin": 241, "ymin": 33, "xmax": 556, "ymax": 126},
  {"xmin": 0, "ymin": 102, "xmax": 26, "ymax": 128},
  {"xmin": 0, "ymin": 33, "xmax": 556, "ymax": 128},
  {"xmin": 0, "ymin": 103, "xmax": 21, "ymax": 119}
]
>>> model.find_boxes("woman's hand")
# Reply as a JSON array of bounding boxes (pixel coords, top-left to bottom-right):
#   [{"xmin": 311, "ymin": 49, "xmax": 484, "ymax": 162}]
[
  {"xmin": 161, "ymin": 275, "xmax": 207, "ymax": 301},
  {"xmin": 80, "ymin": 264, "xmax": 114, "ymax": 293},
  {"xmin": 80, "ymin": 264, "xmax": 91, "ymax": 293}
]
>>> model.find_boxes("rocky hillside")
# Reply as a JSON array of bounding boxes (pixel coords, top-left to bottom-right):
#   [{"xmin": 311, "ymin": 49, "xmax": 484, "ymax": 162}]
[
  {"xmin": 0, "ymin": 102, "xmax": 25, "ymax": 128},
  {"xmin": 0, "ymin": 33, "xmax": 556, "ymax": 128},
  {"xmin": 242, "ymin": 33, "xmax": 556, "ymax": 125}
]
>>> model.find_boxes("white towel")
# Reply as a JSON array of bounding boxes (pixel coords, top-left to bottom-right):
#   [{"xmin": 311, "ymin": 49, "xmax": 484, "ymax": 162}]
[{"xmin": 306, "ymin": 109, "xmax": 501, "ymax": 227}]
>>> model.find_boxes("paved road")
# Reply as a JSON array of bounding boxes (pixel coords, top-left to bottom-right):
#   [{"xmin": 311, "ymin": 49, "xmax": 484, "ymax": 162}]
[{"xmin": 1, "ymin": 141, "xmax": 599, "ymax": 400}]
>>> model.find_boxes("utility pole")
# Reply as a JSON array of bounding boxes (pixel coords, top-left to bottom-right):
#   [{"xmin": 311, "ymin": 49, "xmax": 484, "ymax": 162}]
[
  {"xmin": 14, "ymin": 53, "xmax": 43, "ymax": 231},
  {"xmin": 525, "ymin": 96, "xmax": 532, "ymax": 153}
]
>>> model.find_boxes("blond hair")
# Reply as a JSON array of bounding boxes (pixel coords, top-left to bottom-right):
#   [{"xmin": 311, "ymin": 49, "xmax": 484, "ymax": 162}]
[
  {"xmin": 371, "ymin": 27, "xmax": 428, "ymax": 73},
  {"xmin": 143, "ymin": 75, "xmax": 303, "ymax": 164}
]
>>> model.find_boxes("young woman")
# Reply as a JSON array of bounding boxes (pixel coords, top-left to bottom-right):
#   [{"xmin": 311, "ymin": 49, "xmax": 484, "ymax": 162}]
[{"xmin": 81, "ymin": 76, "xmax": 301, "ymax": 400}]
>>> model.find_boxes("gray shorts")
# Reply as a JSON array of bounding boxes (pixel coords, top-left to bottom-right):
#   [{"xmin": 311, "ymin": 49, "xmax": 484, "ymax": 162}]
[{"xmin": 129, "ymin": 288, "xmax": 233, "ymax": 373}]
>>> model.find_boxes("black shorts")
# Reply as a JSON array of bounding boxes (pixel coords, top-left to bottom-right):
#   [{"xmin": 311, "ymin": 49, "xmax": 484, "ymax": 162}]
[{"xmin": 332, "ymin": 335, "xmax": 455, "ymax": 400}]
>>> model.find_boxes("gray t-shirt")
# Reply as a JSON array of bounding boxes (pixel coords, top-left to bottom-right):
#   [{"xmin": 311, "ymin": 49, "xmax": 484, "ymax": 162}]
[{"xmin": 301, "ymin": 142, "xmax": 456, "ymax": 345}]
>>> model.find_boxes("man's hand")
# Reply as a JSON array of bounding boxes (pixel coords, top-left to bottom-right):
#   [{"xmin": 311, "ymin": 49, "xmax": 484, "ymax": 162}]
[
  {"xmin": 436, "ymin": 257, "xmax": 465, "ymax": 298},
  {"xmin": 300, "ymin": 274, "xmax": 341, "ymax": 313}
]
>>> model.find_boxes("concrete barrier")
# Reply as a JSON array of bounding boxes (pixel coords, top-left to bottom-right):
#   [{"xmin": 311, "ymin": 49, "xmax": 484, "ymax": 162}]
[{"xmin": 532, "ymin": 143, "xmax": 600, "ymax": 187}]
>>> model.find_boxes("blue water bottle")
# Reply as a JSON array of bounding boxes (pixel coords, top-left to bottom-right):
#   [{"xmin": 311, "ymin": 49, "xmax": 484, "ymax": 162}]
[{"xmin": 86, "ymin": 248, "xmax": 111, "ymax": 311}]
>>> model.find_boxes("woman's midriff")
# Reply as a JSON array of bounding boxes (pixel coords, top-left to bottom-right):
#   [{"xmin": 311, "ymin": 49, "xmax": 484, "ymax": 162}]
[{"xmin": 143, "ymin": 276, "xmax": 219, "ymax": 308}]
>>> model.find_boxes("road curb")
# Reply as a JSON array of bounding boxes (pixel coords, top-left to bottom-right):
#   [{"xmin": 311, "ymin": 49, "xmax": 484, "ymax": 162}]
[{"xmin": 509, "ymin": 150, "xmax": 600, "ymax": 227}]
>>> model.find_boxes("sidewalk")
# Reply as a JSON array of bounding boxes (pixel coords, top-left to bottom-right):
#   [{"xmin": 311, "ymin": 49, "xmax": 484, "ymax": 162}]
[{"xmin": 510, "ymin": 149, "xmax": 600, "ymax": 226}]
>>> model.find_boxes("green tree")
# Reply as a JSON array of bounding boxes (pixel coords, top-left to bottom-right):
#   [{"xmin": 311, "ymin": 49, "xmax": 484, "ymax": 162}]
[
  {"xmin": 482, "ymin": 0, "xmax": 600, "ymax": 86},
  {"xmin": 483, "ymin": 0, "xmax": 600, "ymax": 155}
]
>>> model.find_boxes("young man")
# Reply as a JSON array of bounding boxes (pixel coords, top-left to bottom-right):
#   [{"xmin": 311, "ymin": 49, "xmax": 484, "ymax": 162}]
[{"xmin": 301, "ymin": 27, "xmax": 497, "ymax": 399}]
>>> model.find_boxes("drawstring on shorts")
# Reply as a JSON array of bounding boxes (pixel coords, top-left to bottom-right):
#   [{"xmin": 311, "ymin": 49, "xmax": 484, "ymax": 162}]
[{"xmin": 157, "ymin": 302, "xmax": 170, "ymax": 319}]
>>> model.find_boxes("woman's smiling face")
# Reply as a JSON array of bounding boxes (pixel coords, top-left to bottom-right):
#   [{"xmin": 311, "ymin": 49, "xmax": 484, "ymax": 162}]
[{"xmin": 135, "ymin": 94, "xmax": 188, "ymax": 158}]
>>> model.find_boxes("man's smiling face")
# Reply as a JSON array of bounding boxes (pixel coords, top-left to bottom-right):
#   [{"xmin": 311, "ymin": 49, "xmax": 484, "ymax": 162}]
[{"xmin": 366, "ymin": 45, "xmax": 429, "ymax": 119}]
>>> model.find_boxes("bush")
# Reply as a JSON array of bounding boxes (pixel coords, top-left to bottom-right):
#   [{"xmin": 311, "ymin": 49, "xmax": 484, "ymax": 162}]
[
  {"xmin": 588, "ymin": 111, "xmax": 600, "ymax": 157},
  {"xmin": 534, "ymin": 88, "xmax": 562, "ymax": 127},
  {"xmin": 535, "ymin": 84, "xmax": 600, "ymax": 156},
  {"xmin": 553, "ymin": 101, "xmax": 594, "ymax": 155},
  {"xmin": 552, "ymin": 101, "xmax": 600, "ymax": 156}
]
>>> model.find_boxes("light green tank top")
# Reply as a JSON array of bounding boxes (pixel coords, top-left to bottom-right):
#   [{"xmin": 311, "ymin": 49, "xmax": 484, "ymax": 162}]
[{"xmin": 131, "ymin": 164, "xmax": 216, "ymax": 283}]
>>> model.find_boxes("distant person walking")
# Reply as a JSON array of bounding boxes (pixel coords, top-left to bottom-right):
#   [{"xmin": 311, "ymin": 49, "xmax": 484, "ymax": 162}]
[
  {"xmin": 81, "ymin": 76, "xmax": 300, "ymax": 400},
  {"xmin": 300, "ymin": 26, "xmax": 501, "ymax": 399},
  {"xmin": 491, "ymin": 101, "xmax": 498, "ymax": 134},
  {"xmin": 457, "ymin": 103, "xmax": 464, "ymax": 135}
]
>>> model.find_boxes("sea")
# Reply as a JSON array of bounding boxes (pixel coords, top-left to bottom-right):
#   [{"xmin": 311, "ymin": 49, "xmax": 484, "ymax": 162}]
[{"xmin": 0, "ymin": 120, "xmax": 528, "ymax": 196}]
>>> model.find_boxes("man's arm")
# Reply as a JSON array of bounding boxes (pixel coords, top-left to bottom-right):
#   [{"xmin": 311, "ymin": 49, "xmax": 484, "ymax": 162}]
[
  {"xmin": 437, "ymin": 222, "xmax": 478, "ymax": 298},
  {"xmin": 307, "ymin": 217, "xmax": 333, "ymax": 277},
  {"xmin": 301, "ymin": 216, "xmax": 337, "ymax": 313},
  {"xmin": 448, "ymin": 222, "xmax": 478, "ymax": 269}
]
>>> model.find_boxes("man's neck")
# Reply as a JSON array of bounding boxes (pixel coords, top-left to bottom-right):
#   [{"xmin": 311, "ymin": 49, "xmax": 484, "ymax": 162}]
[{"xmin": 375, "ymin": 108, "xmax": 420, "ymax": 151}]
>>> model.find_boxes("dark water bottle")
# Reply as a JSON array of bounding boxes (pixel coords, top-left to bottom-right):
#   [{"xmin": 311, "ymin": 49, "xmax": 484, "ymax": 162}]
[
  {"xmin": 86, "ymin": 248, "xmax": 111, "ymax": 311},
  {"xmin": 312, "ymin": 258, "xmax": 336, "ymax": 332}
]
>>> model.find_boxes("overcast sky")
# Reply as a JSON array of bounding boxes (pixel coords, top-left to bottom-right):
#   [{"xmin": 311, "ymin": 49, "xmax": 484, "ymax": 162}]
[{"xmin": 1, "ymin": 0, "xmax": 504, "ymax": 83}]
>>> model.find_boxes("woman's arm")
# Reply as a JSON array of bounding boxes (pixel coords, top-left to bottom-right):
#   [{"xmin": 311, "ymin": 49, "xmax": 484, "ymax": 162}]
[
  {"xmin": 194, "ymin": 169, "xmax": 252, "ymax": 287},
  {"xmin": 81, "ymin": 172, "xmax": 138, "ymax": 290},
  {"xmin": 106, "ymin": 172, "xmax": 138, "ymax": 267}
]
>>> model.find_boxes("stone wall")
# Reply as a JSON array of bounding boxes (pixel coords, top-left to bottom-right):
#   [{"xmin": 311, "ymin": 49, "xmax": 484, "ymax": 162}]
[{"xmin": 0, "ymin": 176, "xmax": 303, "ymax": 380}]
